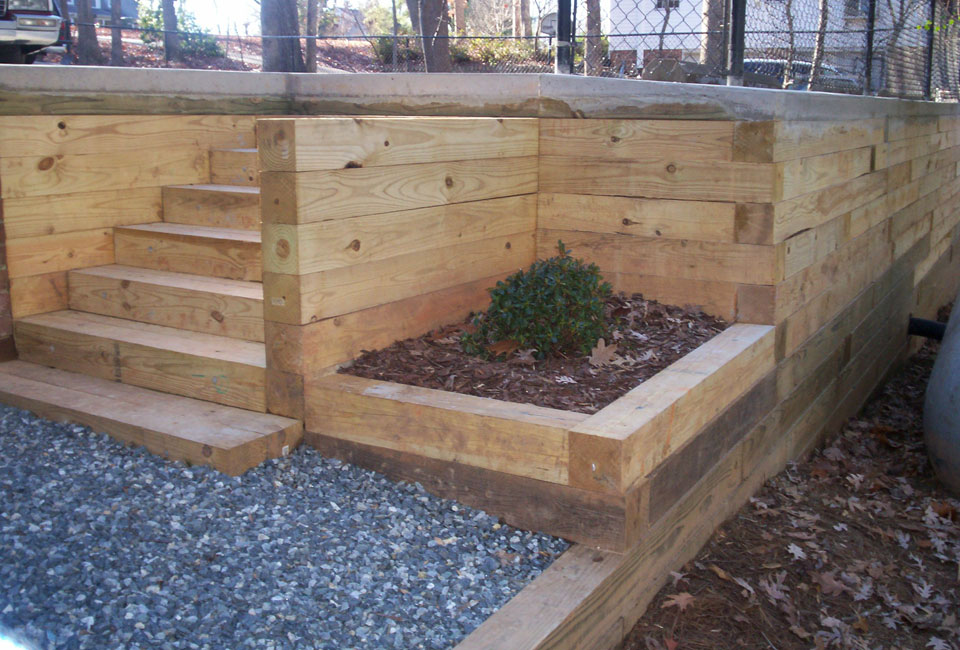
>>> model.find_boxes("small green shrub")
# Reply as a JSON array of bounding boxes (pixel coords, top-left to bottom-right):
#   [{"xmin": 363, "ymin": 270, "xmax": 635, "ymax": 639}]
[
  {"xmin": 462, "ymin": 242, "xmax": 612, "ymax": 359},
  {"xmin": 372, "ymin": 36, "xmax": 422, "ymax": 64}
]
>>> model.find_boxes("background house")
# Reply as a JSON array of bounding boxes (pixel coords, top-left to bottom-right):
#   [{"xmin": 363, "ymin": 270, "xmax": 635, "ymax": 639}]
[{"xmin": 65, "ymin": 0, "xmax": 140, "ymax": 24}]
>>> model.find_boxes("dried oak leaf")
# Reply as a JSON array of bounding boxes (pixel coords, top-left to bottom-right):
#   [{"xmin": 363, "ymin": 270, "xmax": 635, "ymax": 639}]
[
  {"xmin": 487, "ymin": 339, "xmax": 520, "ymax": 358},
  {"xmin": 789, "ymin": 625, "xmax": 812, "ymax": 640},
  {"xmin": 812, "ymin": 571, "xmax": 847, "ymax": 597},
  {"xmin": 589, "ymin": 338, "xmax": 620, "ymax": 366},
  {"xmin": 508, "ymin": 349, "xmax": 538, "ymax": 367},
  {"xmin": 708, "ymin": 564, "xmax": 732, "ymax": 581},
  {"xmin": 661, "ymin": 592, "xmax": 695, "ymax": 612}
]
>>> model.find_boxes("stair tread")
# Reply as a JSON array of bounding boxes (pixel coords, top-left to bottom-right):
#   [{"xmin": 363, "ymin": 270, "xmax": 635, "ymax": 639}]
[
  {"xmin": 18, "ymin": 310, "xmax": 265, "ymax": 368},
  {"xmin": 73, "ymin": 265, "xmax": 263, "ymax": 300},
  {"xmin": 119, "ymin": 222, "xmax": 261, "ymax": 243},
  {"xmin": 213, "ymin": 148, "xmax": 258, "ymax": 154},
  {"xmin": 0, "ymin": 360, "xmax": 300, "ymax": 475},
  {"xmin": 166, "ymin": 183, "xmax": 259, "ymax": 194}
]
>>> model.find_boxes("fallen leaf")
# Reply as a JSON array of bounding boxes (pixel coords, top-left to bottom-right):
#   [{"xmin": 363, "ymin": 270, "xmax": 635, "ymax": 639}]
[
  {"xmin": 853, "ymin": 617, "xmax": 869, "ymax": 633},
  {"xmin": 487, "ymin": 339, "xmax": 520, "ymax": 357},
  {"xmin": 708, "ymin": 564, "xmax": 732, "ymax": 581},
  {"xmin": 812, "ymin": 571, "xmax": 847, "ymax": 597},
  {"xmin": 787, "ymin": 543, "xmax": 807, "ymax": 561},
  {"xmin": 789, "ymin": 625, "xmax": 812, "ymax": 639},
  {"xmin": 661, "ymin": 592, "xmax": 695, "ymax": 612},
  {"xmin": 508, "ymin": 349, "xmax": 537, "ymax": 366},
  {"xmin": 589, "ymin": 338, "xmax": 621, "ymax": 366},
  {"xmin": 664, "ymin": 638, "xmax": 679, "ymax": 650}
]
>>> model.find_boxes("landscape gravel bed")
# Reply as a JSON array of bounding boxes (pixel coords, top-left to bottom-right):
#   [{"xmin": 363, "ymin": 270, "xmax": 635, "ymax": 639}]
[{"xmin": 0, "ymin": 405, "xmax": 569, "ymax": 650}]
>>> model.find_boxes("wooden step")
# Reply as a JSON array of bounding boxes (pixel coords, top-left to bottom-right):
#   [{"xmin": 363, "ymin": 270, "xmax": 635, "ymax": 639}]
[
  {"xmin": 115, "ymin": 222, "xmax": 262, "ymax": 282},
  {"xmin": 15, "ymin": 310, "xmax": 267, "ymax": 411},
  {"xmin": 69, "ymin": 265, "xmax": 264, "ymax": 342},
  {"xmin": 162, "ymin": 184, "xmax": 260, "ymax": 231},
  {"xmin": 0, "ymin": 360, "xmax": 300, "ymax": 475},
  {"xmin": 210, "ymin": 148, "xmax": 259, "ymax": 187}
]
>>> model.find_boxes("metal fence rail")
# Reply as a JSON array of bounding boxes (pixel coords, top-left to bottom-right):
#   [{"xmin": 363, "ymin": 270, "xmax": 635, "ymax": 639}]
[{"xmin": 62, "ymin": 0, "xmax": 959, "ymax": 101}]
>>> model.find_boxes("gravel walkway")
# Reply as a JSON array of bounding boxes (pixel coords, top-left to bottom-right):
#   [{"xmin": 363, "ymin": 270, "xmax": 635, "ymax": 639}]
[{"xmin": 0, "ymin": 405, "xmax": 568, "ymax": 649}]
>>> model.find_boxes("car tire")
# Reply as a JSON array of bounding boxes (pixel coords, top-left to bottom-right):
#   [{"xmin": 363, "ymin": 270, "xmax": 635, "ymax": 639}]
[{"xmin": 0, "ymin": 46, "xmax": 27, "ymax": 64}]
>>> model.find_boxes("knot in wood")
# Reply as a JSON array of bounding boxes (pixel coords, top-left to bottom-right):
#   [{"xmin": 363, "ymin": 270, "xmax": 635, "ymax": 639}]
[
  {"xmin": 445, "ymin": 175, "xmax": 454, "ymax": 188},
  {"xmin": 666, "ymin": 163, "xmax": 677, "ymax": 174},
  {"xmin": 349, "ymin": 239, "xmax": 361, "ymax": 252},
  {"xmin": 275, "ymin": 239, "xmax": 290, "ymax": 258},
  {"xmin": 38, "ymin": 157, "xmax": 56, "ymax": 171}
]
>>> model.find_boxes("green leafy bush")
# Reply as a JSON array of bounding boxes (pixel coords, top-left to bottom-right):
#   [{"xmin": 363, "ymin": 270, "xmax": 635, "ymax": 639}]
[
  {"xmin": 462, "ymin": 242, "xmax": 612, "ymax": 359},
  {"xmin": 138, "ymin": 0, "xmax": 224, "ymax": 58},
  {"xmin": 372, "ymin": 36, "xmax": 422, "ymax": 64}
]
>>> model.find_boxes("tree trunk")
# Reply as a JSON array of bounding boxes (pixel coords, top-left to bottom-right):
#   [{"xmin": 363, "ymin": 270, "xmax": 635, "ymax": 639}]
[
  {"xmin": 407, "ymin": 0, "xmax": 452, "ymax": 72},
  {"xmin": 261, "ymin": 0, "xmax": 306, "ymax": 72},
  {"xmin": 305, "ymin": 0, "xmax": 318, "ymax": 72},
  {"xmin": 809, "ymin": 0, "xmax": 828, "ymax": 89},
  {"xmin": 520, "ymin": 0, "xmax": 531, "ymax": 38},
  {"xmin": 110, "ymin": 0, "xmax": 123, "ymax": 66},
  {"xmin": 698, "ymin": 0, "xmax": 723, "ymax": 71},
  {"xmin": 76, "ymin": 0, "xmax": 103, "ymax": 65},
  {"xmin": 161, "ymin": 0, "xmax": 180, "ymax": 61},
  {"xmin": 453, "ymin": 0, "xmax": 467, "ymax": 34},
  {"xmin": 585, "ymin": 0, "xmax": 602, "ymax": 75}
]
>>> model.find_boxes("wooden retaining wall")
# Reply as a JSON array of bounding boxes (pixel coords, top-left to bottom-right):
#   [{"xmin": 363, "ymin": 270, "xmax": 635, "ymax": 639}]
[{"xmin": 0, "ymin": 115, "xmax": 257, "ymax": 322}]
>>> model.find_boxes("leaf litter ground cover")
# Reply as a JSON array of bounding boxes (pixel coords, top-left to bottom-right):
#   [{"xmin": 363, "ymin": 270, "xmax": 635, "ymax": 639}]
[
  {"xmin": 342, "ymin": 294, "xmax": 728, "ymax": 415},
  {"xmin": 623, "ymin": 304, "xmax": 960, "ymax": 650}
]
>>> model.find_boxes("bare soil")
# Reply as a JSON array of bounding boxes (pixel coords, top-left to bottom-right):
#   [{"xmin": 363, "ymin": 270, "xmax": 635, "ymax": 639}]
[
  {"xmin": 341, "ymin": 294, "xmax": 728, "ymax": 415},
  {"xmin": 623, "ymin": 305, "xmax": 959, "ymax": 650}
]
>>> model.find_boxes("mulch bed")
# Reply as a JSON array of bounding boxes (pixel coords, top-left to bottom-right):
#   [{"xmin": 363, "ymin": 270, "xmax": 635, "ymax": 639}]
[
  {"xmin": 341, "ymin": 294, "xmax": 728, "ymax": 415},
  {"xmin": 622, "ymin": 304, "xmax": 959, "ymax": 650}
]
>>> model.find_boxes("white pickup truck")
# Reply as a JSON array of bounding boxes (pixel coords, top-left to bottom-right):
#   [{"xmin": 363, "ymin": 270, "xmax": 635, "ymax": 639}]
[{"xmin": 0, "ymin": 0, "xmax": 66, "ymax": 64}]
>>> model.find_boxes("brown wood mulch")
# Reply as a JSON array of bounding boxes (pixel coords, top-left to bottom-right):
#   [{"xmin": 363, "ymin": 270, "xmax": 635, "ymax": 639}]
[{"xmin": 340, "ymin": 293, "xmax": 729, "ymax": 415}]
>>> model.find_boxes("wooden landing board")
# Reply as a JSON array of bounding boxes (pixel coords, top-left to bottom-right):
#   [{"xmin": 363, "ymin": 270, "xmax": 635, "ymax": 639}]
[
  {"xmin": 115, "ymin": 223, "xmax": 262, "ymax": 282},
  {"xmin": 162, "ymin": 184, "xmax": 261, "ymax": 231},
  {"xmin": 257, "ymin": 117, "xmax": 538, "ymax": 172},
  {"xmin": 15, "ymin": 310, "xmax": 267, "ymax": 411},
  {"xmin": 569, "ymin": 324, "xmax": 775, "ymax": 494},
  {"xmin": 69, "ymin": 265, "xmax": 264, "ymax": 342},
  {"xmin": 210, "ymin": 148, "xmax": 259, "ymax": 186},
  {"xmin": 306, "ymin": 373, "xmax": 581, "ymax": 485},
  {"xmin": 0, "ymin": 360, "xmax": 299, "ymax": 476}
]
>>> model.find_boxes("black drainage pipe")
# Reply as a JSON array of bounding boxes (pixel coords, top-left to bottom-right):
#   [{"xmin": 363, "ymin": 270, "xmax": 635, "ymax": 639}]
[{"xmin": 909, "ymin": 317, "xmax": 947, "ymax": 341}]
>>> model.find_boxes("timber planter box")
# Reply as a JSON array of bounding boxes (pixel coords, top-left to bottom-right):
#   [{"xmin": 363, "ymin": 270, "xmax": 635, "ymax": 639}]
[{"xmin": 304, "ymin": 323, "xmax": 774, "ymax": 551}]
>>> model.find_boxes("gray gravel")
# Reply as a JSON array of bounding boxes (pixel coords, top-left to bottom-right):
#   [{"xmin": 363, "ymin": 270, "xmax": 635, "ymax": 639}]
[{"xmin": 0, "ymin": 405, "xmax": 568, "ymax": 649}]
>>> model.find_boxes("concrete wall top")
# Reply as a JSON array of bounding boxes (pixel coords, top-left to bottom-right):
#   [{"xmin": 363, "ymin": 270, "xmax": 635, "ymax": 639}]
[{"xmin": 1, "ymin": 65, "xmax": 957, "ymax": 121}]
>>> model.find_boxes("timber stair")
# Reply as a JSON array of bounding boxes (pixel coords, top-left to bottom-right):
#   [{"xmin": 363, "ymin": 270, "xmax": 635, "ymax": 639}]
[{"xmin": 4, "ymin": 143, "xmax": 300, "ymax": 474}]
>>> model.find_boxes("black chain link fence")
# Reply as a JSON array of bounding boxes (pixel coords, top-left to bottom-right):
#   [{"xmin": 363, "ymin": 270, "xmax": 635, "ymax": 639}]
[{"xmin": 59, "ymin": 0, "xmax": 959, "ymax": 100}]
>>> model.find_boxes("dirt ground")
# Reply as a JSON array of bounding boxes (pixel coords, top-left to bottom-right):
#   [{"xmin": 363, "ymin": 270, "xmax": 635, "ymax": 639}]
[{"xmin": 623, "ymin": 307, "xmax": 959, "ymax": 650}]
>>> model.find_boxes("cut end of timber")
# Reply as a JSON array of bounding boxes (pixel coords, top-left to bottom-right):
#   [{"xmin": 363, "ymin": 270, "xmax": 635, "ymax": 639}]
[{"xmin": 0, "ymin": 360, "xmax": 301, "ymax": 475}]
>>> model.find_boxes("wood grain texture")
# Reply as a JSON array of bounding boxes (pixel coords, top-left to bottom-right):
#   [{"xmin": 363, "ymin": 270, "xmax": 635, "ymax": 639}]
[
  {"xmin": 735, "ymin": 119, "xmax": 885, "ymax": 163},
  {"xmin": 264, "ymin": 233, "xmax": 534, "ymax": 325},
  {"xmin": 2, "ymin": 187, "xmax": 162, "ymax": 239},
  {"xmin": 15, "ymin": 310, "xmax": 267, "ymax": 411},
  {"xmin": 0, "ymin": 148, "xmax": 209, "ymax": 199},
  {"xmin": 537, "ymin": 193, "xmax": 738, "ymax": 243},
  {"xmin": 0, "ymin": 360, "xmax": 299, "ymax": 475},
  {"xmin": 209, "ymin": 148, "xmax": 259, "ymax": 186},
  {"xmin": 0, "ymin": 115, "xmax": 256, "ymax": 157},
  {"xmin": 602, "ymin": 271, "xmax": 739, "ymax": 322},
  {"xmin": 69, "ymin": 265, "xmax": 264, "ymax": 342},
  {"xmin": 537, "ymin": 229, "xmax": 777, "ymax": 285},
  {"xmin": 258, "ymin": 117, "xmax": 538, "ymax": 172},
  {"xmin": 306, "ymin": 373, "xmax": 580, "ymax": 484},
  {"xmin": 772, "ymin": 169, "xmax": 886, "ymax": 243},
  {"xmin": 540, "ymin": 118, "xmax": 734, "ymax": 162},
  {"xmin": 114, "ymin": 223, "xmax": 262, "ymax": 282},
  {"xmin": 307, "ymin": 431, "xmax": 647, "ymax": 551},
  {"xmin": 777, "ymin": 146, "xmax": 873, "ymax": 201},
  {"xmin": 162, "ymin": 184, "xmax": 261, "ymax": 231},
  {"xmin": 10, "ymin": 271, "xmax": 68, "ymax": 318},
  {"xmin": 263, "ymin": 195, "xmax": 535, "ymax": 275},
  {"xmin": 539, "ymin": 155, "xmax": 777, "ymax": 203},
  {"xmin": 6, "ymin": 228, "xmax": 114, "ymax": 279},
  {"xmin": 261, "ymin": 156, "xmax": 538, "ymax": 225}
]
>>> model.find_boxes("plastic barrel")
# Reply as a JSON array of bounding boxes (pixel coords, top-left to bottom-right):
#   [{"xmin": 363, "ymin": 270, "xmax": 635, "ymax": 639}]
[{"xmin": 924, "ymin": 286, "xmax": 960, "ymax": 496}]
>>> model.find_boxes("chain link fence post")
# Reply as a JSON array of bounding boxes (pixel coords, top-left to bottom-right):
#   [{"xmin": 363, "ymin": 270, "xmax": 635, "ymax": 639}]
[
  {"xmin": 725, "ymin": 0, "xmax": 745, "ymax": 85},
  {"xmin": 864, "ymin": 0, "xmax": 877, "ymax": 95},
  {"xmin": 924, "ymin": 0, "xmax": 936, "ymax": 99},
  {"xmin": 556, "ymin": 0, "xmax": 573, "ymax": 73}
]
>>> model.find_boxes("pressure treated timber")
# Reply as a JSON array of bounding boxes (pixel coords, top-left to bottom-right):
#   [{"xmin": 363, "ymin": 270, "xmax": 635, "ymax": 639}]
[
  {"xmin": 263, "ymin": 195, "xmax": 536, "ymax": 275},
  {"xmin": 257, "ymin": 117, "xmax": 538, "ymax": 172},
  {"xmin": 69, "ymin": 265, "xmax": 264, "ymax": 342},
  {"xmin": 162, "ymin": 184, "xmax": 261, "ymax": 231},
  {"xmin": 0, "ymin": 148, "xmax": 209, "ymax": 199},
  {"xmin": 264, "ymin": 232, "xmax": 534, "ymax": 325},
  {"xmin": 537, "ymin": 229, "xmax": 777, "ymax": 286},
  {"xmin": 537, "ymin": 193, "xmax": 740, "ymax": 244},
  {"xmin": 777, "ymin": 146, "xmax": 873, "ymax": 201},
  {"xmin": 210, "ymin": 148, "xmax": 259, "ymax": 186},
  {"xmin": 114, "ymin": 223, "xmax": 262, "ymax": 282},
  {"xmin": 0, "ymin": 115, "xmax": 256, "ymax": 158},
  {"xmin": 733, "ymin": 119, "xmax": 885, "ymax": 163},
  {"xmin": 307, "ymin": 432, "xmax": 646, "ymax": 552},
  {"xmin": 1, "ymin": 187, "xmax": 162, "ymax": 239},
  {"xmin": 15, "ymin": 311, "xmax": 267, "ymax": 411},
  {"xmin": 6, "ymin": 228, "xmax": 114, "ymax": 279},
  {"xmin": 0, "ymin": 361, "xmax": 299, "ymax": 476},
  {"xmin": 9, "ymin": 272, "xmax": 68, "ymax": 319},
  {"xmin": 265, "ymin": 273, "xmax": 503, "ymax": 375},
  {"xmin": 306, "ymin": 373, "xmax": 579, "ymax": 485},
  {"xmin": 539, "ymin": 119, "xmax": 735, "ymax": 163},
  {"xmin": 568, "ymin": 324, "xmax": 775, "ymax": 494},
  {"xmin": 599, "ymin": 271, "xmax": 740, "ymax": 322},
  {"xmin": 260, "ymin": 156, "xmax": 538, "ymax": 225},
  {"xmin": 538, "ymin": 155, "xmax": 777, "ymax": 204}
]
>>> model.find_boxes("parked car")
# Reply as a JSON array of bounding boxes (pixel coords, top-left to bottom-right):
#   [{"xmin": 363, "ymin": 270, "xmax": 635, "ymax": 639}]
[
  {"xmin": 744, "ymin": 58, "xmax": 863, "ymax": 94},
  {"xmin": 0, "ymin": 0, "xmax": 64, "ymax": 63}
]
